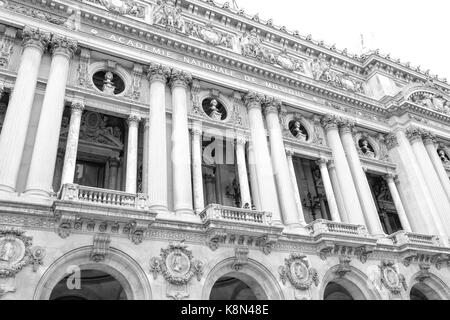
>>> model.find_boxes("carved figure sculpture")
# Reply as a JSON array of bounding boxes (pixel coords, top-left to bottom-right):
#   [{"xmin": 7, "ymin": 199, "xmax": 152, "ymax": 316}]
[
  {"xmin": 0, "ymin": 241, "xmax": 13, "ymax": 262},
  {"xmin": 208, "ymin": 99, "xmax": 223, "ymax": 120},
  {"xmin": 291, "ymin": 120, "xmax": 307, "ymax": 140},
  {"xmin": 360, "ymin": 139, "xmax": 375, "ymax": 158},
  {"xmin": 438, "ymin": 149, "xmax": 449, "ymax": 163},
  {"xmin": 102, "ymin": 71, "xmax": 116, "ymax": 94}
]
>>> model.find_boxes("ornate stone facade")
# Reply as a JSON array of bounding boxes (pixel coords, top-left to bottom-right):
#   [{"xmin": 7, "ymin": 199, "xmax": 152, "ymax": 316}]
[{"xmin": 0, "ymin": 0, "xmax": 448, "ymax": 301}]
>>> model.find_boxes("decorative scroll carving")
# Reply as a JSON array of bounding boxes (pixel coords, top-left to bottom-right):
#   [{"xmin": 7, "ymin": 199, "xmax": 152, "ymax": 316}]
[
  {"xmin": 56, "ymin": 213, "xmax": 80, "ymax": 239},
  {"xmin": 231, "ymin": 246, "xmax": 249, "ymax": 271},
  {"xmin": 186, "ymin": 22, "xmax": 232, "ymax": 48},
  {"xmin": 149, "ymin": 241, "xmax": 204, "ymax": 285},
  {"xmin": 379, "ymin": 260, "xmax": 407, "ymax": 294},
  {"xmin": 310, "ymin": 58, "xmax": 364, "ymax": 93},
  {"xmin": 0, "ymin": 31, "xmax": 14, "ymax": 68},
  {"xmin": 124, "ymin": 64, "xmax": 143, "ymax": 100},
  {"xmin": 95, "ymin": 0, "xmax": 145, "ymax": 18},
  {"xmin": 206, "ymin": 229, "xmax": 227, "ymax": 251},
  {"xmin": 279, "ymin": 253, "xmax": 319, "ymax": 290},
  {"xmin": 90, "ymin": 234, "xmax": 110, "ymax": 262},
  {"xmin": 152, "ymin": 0, "xmax": 186, "ymax": 33}
]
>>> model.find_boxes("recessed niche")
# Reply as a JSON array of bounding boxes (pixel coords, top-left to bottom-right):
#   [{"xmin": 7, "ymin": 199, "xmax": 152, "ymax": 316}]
[
  {"xmin": 202, "ymin": 97, "xmax": 227, "ymax": 121},
  {"xmin": 288, "ymin": 119, "xmax": 308, "ymax": 140},
  {"xmin": 358, "ymin": 138, "xmax": 375, "ymax": 157},
  {"xmin": 92, "ymin": 70, "xmax": 125, "ymax": 95}
]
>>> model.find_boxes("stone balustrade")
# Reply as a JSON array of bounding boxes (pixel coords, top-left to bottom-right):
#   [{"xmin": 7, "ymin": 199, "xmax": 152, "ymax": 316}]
[
  {"xmin": 59, "ymin": 183, "xmax": 150, "ymax": 210},
  {"xmin": 200, "ymin": 204, "xmax": 272, "ymax": 225},
  {"xmin": 389, "ymin": 230, "xmax": 441, "ymax": 247},
  {"xmin": 307, "ymin": 219, "xmax": 369, "ymax": 237}
]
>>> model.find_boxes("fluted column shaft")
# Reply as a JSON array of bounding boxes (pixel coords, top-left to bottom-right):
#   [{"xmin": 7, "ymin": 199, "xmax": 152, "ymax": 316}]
[
  {"xmin": 321, "ymin": 115, "xmax": 365, "ymax": 226},
  {"xmin": 0, "ymin": 27, "xmax": 50, "ymax": 193},
  {"xmin": 286, "ymin": 150, "xmax": 305, "ymax": 224},
  {"xmin": 125, "ymin": 115, "xmax": 140, "ymax": 193},
  {"xmin": 170, "ymin": 70, "xmax": 193, "ymax": 213},
  {"xmin": 61, "ymin": 101, "xmax": 84, "ymax": 185},
  {"xmin": 247, "ymin": 141, "xmax": 261, "ymax": 210},
  {"xmin": 327, "ymin": 160, "xmax": 349, "ymax": 223},
  {"xmin": 236, "ymin": 137, "xmax": 251, "ymax": 208},
  {"xmin": 264, "ymin": 99, "xmax": 301, "ymax": 227},
  {"xmin": 407, "ymin": 128, "xmax": 450, "ymax": 237},
  {"xmin": 25, "ymin": 35, "xmax": 77, "ymax": 196},
  {"xmin": 142, "ymin": 118, "xmax": 150, "ymax": 193},
  {"xmin": 383, "ymin": 174, "xmax": 412, "ymax": 232},
  {"xmin": 423, "ymin": 136, "xmax": 450, "ymax": 203},
  {"xmin": 339, "ymin": 121, "xmax": 384, "ymax": 235},
  {"xmin": 386, "ymin": 131, "xmax": 440, "ymax": 236},
  {"xmin": 244, "ymin": 93, "xmax": 281, "ymax": 224},
  {"xmin": 317, "ymin": 158, "xmax": 340, "ymax": 222},
  {"xmin": 191, "ymin": 124, "xmax": 204, "ymax": 213},
  {"xmin": 147, "ymin": 64, "xmax": 170, "ymax": 210}
]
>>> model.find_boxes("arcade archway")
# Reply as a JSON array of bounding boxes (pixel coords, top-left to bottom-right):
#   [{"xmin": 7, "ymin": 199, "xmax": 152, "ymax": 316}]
[
  {"xmin": 209, "ymin": 276, "xmax": 259, "ymax": 300},
  {"xmin": 324, "ymin": 281, "xmax": 354, "ymax": 300}
]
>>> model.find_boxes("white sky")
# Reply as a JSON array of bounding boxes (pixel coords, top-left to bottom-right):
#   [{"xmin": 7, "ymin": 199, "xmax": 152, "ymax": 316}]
[{"xmin": 229, "ymin": 0, "xmax": 450, "ymax": 81}]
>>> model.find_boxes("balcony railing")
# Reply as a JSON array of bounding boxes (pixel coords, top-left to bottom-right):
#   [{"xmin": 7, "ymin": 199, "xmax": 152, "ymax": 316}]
[
  {"xmin": 389, "ymin": 230, "xmax": 441, "ymax": 247},
  {"xmin": 307, "ymin": 219, "xmax": 369, "ymax": 237},
  {"xmin": 59, "ymin": 183, "xmax": 150, "ymax": 210},
  {"xmin": 200, "ymin": 204, "xmax": 273, "ymax": 225}
]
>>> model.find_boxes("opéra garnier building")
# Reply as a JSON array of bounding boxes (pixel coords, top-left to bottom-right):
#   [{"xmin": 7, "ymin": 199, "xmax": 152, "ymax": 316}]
[{"xmin": 0, "ymin": 0, "xmax": 449, "ymax": 301}]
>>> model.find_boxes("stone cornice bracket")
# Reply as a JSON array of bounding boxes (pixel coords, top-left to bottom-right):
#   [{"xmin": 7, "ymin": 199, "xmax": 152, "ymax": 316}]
[
  {"xmin": 206, "ymin": 229, "xmax": 227, "ymax": 251},
  {"xmin": 354, "ymin": 245, "xmax": 373, "ymax": 263},
  {"xmin": 125, "ymin": 220, "xmax": 149, "ymax": 245},
  {"xmin": 21, "ymin": 26, "xmax": 51, "ymax": 53},
  {"xmin": 50, "ymin": 35, "xmax": 78, "ymax": 58},
  {"xmin": 385, "ymin": 133, "xmax": 399, "ymax": 150},
  {"xmin": 243, "ymin": 91, "xmax": 264, "ymax": 110},
  {"xmin": 261, "ymin": 95, "xmax": 282, "ymax": 116},
  {"xmin": 169, "ymin": 69, "xmax": 192, "ymax": 89},
  {"xmin": 147, "ymin": 63, "xmax": 171, "ymax": 83},
  {"xmin": 320, "ymin": 114, "xmax": 341, "ymax": 131},
  {"xmin": 231, "ymin": 246, "xmax": 249, "ymax": 271},
  {"xmin": 56, "ymin": 213, "xmax": 81, "ymax": 239},
  {"xmin": 258, "ymin": 234, "xmax": 278, "ymax": 255},
  {"xmin": 90, "ymin": 233, "xmax": 111, "ymax": 263},
  {"xmin": 405, "ymin": 126, "xmax": 425, "ymax": 143}
]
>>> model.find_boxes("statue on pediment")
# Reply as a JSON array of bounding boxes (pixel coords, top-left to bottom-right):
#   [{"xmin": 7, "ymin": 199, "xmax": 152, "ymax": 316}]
[
  {"xmin": 98, "ymin": 0, "xmax": 144, "ymax": 17},
  {"xmin": 240, "ymin": 28, "xmax": 275, "ymax": 64},
  {"xmin": 152, "ymin": 0, "xmax": 186, "ymax": 33}
]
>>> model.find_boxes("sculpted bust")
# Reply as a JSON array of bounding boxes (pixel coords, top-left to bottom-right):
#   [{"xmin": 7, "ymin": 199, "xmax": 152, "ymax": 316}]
[
  {"xmin": 0, "ymin": 241, "xmax": 13, "ymax": 262},
  {"xmin": 438, "ymin": 149, "xmax": 449, "ymax": 163},
  {"xmin": 360, "ymin": 139, "xmax": 375, "ymax": 158},
  {"xmin": 102, "ymin": 71, "xmax": 116, "ymax": 94},
  {"xmin": 208, "ymin": 99, "xmax": 223, "ymax": 120}
]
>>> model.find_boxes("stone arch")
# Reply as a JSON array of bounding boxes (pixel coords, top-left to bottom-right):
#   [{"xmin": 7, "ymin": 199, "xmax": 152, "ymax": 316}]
[
  {"xmin": 201, "ymin": 257, "xmax": 284, "ymax": 300},
  {"xmin": 408, "ymin": 272, "xmax": 450, "ymax": 300},
  {"xmin": 320, "ymin": 265, "xmax": 382, "ymax": 300},
  {"xmin": 33, "ymin": 246, "xmax": 152, "ymax": 300}
]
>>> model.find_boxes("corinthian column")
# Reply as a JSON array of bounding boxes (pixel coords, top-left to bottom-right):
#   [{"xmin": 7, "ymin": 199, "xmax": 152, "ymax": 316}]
[
  {"xmin": 339, "ymin": 119, "xmax": 384, "ymax": 235},
  {"xmin": 321, "ymin": 115, "xmax": 365, "ymax": 226},
  {"xmin": 125, "ymin": 114, "xmax": 140, "ymax": 193},
  {"xmin": 406, "ymin": 127, "xmax": 450, "ymax": 237},
  {"xmin": 191, "ymin": 123, "xmax": 204, "ymax": 213},
  {"xmin": 60, "ymin": 101, "xmax": 85, "ymax": 186},
  {"xmin": 423, "ymin": 133, "xmax": 450, "ymax": 203},
  {"xmin": 286, "ymin": 150, "xmax": 305, "ymax": 224},
  {"xmin": 0, "ymin": 27, "xmax": 50, "ymax": 193},
  {"xmin": 383, "ymin": 174, "xmax": 412, "ymax": 232},
  {"xmin": 146, "ymin": 64, "xmax": 170, "ymax": 210},
  {"xmin": 316, "ymin": 158, "xmax": 340, "ymax": 222},
  {"xmin": 244, "ymin": 92, "xmax": 281, "ymax": 224},
  {"xmin": 170, "ymin": 70, "xmax": 193, "ymax": 214},
  {"xmin": 236, "ymin": 136, "xmax": 251, "ymax": 208},
  {"xmin": 247, "ymin": 141, "xmax": 261, "ymax": 210},
  {"xmin": 263, "ymin": 98, "xmax": 301, "ymax": 227},
  {"xmin": 24, "ymin": 35, "xmax": 77, "ymax": 197},
  {"xmin": 327, "ymin": 160, "xmax": 349, "ymax": 223}
]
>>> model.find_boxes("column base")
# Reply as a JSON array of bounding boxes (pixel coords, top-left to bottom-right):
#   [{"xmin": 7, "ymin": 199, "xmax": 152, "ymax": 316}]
[
  {"xmin": 175, "ymin": 208, "xmax": 195, "ymax": 215},
  {"xmin": 149, "ymin": 204, "xmax": 169, "ymax": 214},
  {"xmin": 0, "ymin": 184, "xmax": 16, "ymax": 194},
  {"xmin": 22, "ymin": 188, "xmax": 55, "ymax": 198}
]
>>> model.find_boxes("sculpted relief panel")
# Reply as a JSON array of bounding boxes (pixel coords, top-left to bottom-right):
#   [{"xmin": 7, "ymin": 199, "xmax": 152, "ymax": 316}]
[{"xmin": 408, "ymin": 90, "xmax": 450, "ymax": 115}]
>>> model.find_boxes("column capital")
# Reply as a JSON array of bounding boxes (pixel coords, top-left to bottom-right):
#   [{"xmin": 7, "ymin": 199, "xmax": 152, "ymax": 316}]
[
  {"xmin": 190, "ymin": 126, "xmax": 202, "ymax": 137},
  {"xmin": 405, "ymin": 126, "xmax": 425, "ymax": 143},
  {"xmin": 21, "ymin": 26, "xmax": 51, "ymax": 53},
  {"xmin": 127, "ymin": 114, "xmax": 141, "ymax": 127},
  {"xmin": 316, "ymin": 157, "xmax": 328, "ymax": 168},
  {"xmin": 338, "ymin": 118, "xmax": 356, "ymax": 134},
  {"xmin": 147, "ymin": 63, "xmax": 171, "ymax": 83},
  {"xmin": 262, "ymin": 96, "xmax": 282, "ymax": 116},
  {"xmin": 70, "ymin": 101, "xmax": 85, "ymax": 114},
  {"xmin": 50, "ymin": 35, "xmax": 77, "ymax": 58},
  {"xmin": 422, "ymin": 131, "xmax": 437, "ymax": 145},
  {"xmin": 169, "ymin": 69, "xmax": 192, "ymax": 88},
  {"xmin": 383, "ymin": 173, "xmax": 398, "ymax": 183},
  {"xmin": 327, "ymin": 159, "xmax": 336, "ymax": 170},
  {"xmin": 320, "ymin": 114, "xmax": 341, "ymax": 131},
  {"xmin": 385, "ymin": 133, "xmax": 399, "ymax": 150},
  {"xmin": 243, "ymin": 91, "xmax": 264, "ymax": 110},
  {"xmin": 236, "ymin": 135, "xmax": 248, "ymax": 146}
]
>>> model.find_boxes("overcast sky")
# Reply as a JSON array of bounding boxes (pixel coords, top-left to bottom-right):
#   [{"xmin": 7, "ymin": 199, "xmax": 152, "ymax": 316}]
[{"xmin": 229, "ymin": 0, "xmax": 450, "ymax": 81}]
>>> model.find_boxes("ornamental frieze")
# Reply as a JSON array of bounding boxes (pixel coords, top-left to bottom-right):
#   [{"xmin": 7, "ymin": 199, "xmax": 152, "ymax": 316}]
[
  {"xmin": 149, "ymin": 241, "xmax": 204, "ymax": 285},
  {"xmin": 278, "ymin": 253, "xmax": 319, "ymax": 290},
  {"xmin": 186, "ymin": 22, "xmax": 233, "ymax": 49},
  {"xmin": 91, "ymin": 0, "xmax": 145, "ymax": 18}
]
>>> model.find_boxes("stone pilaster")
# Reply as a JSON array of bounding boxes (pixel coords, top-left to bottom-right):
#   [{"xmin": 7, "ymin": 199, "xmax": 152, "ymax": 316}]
[
  {"xmin": 24, "ymin": 35, "xmax": 77, "ymax": 197},
  {"xmin": 61, "ymin": 101, "xmax": 85, "ymax": 186},
  {"xmin": 170, "ymin": 69, "xmax": 193, "ymax": 214},
  {"xmin": 244, "ymin": 92, "xmax": 281, "ymax": 224},
  {"xmin": 0, "ymin": 26, "xmax": 50, "ymax": 193},
  {"xmin": 191, "ymin": 123, "xmax": 204, "ymax": 213},
  {"xmin": 146, "ymin": 63, "xmax": 171, "ymax": 210},
  {"xmin": 125, "ymin": 114, "xmax": 140, "ymax": 193}
]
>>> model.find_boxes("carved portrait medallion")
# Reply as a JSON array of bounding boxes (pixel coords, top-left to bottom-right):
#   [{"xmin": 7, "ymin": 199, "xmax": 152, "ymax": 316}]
[
  {"xmin": 167, "ymin": 251, "xmax": 190, "ymax": 277},
  {"xmin": 379, "ymin": 260, "xmax": 406, "ymax": 294},
  {"xmin": 279, "ymin": 253, "xmax": 319, "ymax": 290},
  {"xmin": 0, "ymin": 227, "xmax": 34, "ymax": 278}
]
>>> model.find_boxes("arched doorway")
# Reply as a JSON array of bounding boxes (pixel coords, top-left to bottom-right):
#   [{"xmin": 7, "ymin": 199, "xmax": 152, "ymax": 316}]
[
  {"xmin": 410, "ymin": 283, "xmax": 441, "ymax": 300},
  {"xmin": 209, "ymin": 276, "xmax": 258, "ymax": 300},
  {"xmin": 324, "ymin": 281, "xmax": 354, "ymax": 300},
  {"xmin": 49, "ymin": 269, "xmax": 127, "ymax": 300}
]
